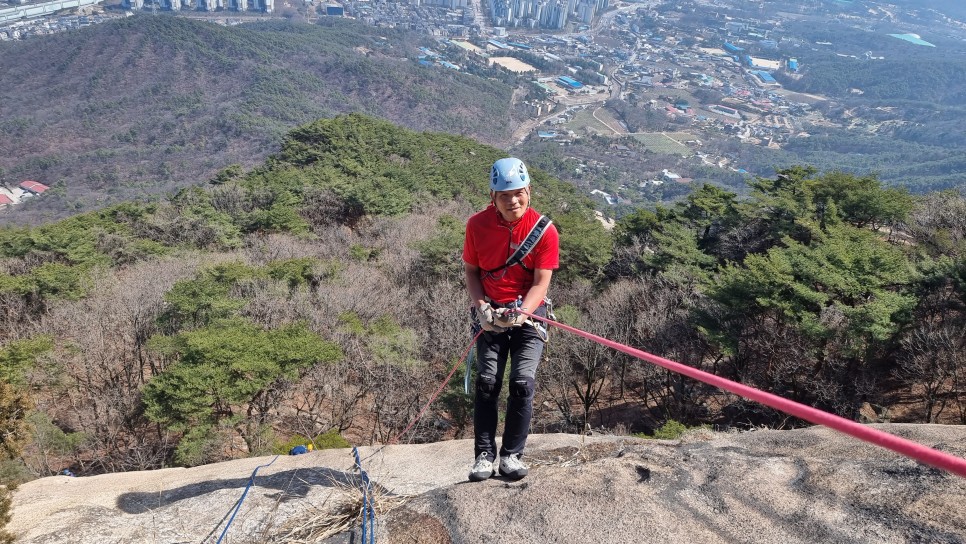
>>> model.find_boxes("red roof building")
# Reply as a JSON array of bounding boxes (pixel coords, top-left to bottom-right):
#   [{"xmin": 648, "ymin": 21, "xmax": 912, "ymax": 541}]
[
  {"xmin": 19, "ymin": 180, "xmax": 49, "ymax": 194},
  {"xmin": 0, "ymin": 195, "xmax": 12, "ymax": 206}
]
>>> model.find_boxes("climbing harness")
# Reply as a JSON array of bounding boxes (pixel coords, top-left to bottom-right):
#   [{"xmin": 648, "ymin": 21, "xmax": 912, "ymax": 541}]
[
  {"xmin": 482, "ymin": 214, "xmax": 552, "ymax": 279},
  {"xmin": 472, "ymin": 296, "xmax": 553, "ymax": 337},
  {"xmin": 464, "ymin": 296, "xmax": 554, "ymax": 395}
]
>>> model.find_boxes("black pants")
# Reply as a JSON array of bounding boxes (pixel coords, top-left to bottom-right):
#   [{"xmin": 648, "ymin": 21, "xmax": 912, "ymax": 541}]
[{"xmin": 474, "ymin": 305, "xmax": 547, "ymax": 459}]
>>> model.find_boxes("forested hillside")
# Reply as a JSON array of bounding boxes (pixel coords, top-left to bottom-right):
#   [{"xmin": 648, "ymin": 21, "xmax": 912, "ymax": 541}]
[
  {"xmin": 740, "ymin": 16, "xmax": 966, "ymax": 194},
  {"xmin": 895, "ymin": 0, "xmax": 966, "ymax": 20},
  {"xmin": 792, "ymin": 57, "xmax": 966, "ymax": 105},
  {"xmin": 0, "ymin": 16, "xmax": 520, "ymax": 224},
  {"xmin": 0, "ymin": 114, "xmax": 605, "ymax": 475},
  {"xmin": 0, "ymin": 117, "xmax": 964, "ymax": 542}
]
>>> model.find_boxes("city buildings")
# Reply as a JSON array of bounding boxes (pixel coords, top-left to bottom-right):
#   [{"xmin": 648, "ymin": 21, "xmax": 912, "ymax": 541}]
[{"xmin": 487, "ymin": 0, "xmax": 608, "ymax": 31}]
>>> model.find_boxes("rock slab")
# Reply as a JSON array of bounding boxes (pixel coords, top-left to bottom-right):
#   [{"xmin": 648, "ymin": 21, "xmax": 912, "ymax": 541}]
[{"xmin": 9, "ymin": 425, "xmax": 966, "ymax": 543}]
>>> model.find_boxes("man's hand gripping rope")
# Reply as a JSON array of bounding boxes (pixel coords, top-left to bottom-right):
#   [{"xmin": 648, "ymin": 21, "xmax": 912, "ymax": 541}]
[
  {"xmin": 477, "ymin": 299, "xmax": 530, "ymax": 332},
  {"xmin": 476, "ymin": 302, "xmax": 508, "ymax": 333},
  {"xmin": 493, "ymin": 304, "xmax": 528, "ymax": 328}
]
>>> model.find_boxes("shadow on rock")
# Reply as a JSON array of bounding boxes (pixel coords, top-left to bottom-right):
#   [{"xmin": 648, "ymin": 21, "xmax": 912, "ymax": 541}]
[{"xmin": 116, "ymin": 466, "xmax": 358, "ymax": 514}]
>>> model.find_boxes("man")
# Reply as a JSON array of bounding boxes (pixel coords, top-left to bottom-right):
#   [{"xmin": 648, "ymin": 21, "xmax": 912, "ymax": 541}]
[{"xmin": 462, "ymin": 157, "xmax": 560, "ymax": 482}]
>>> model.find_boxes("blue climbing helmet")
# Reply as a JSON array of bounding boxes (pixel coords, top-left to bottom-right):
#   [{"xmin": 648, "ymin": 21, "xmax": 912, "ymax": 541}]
[{"xmin": 490, "ymin": 157, "xmax": 530, "ymax": 192}]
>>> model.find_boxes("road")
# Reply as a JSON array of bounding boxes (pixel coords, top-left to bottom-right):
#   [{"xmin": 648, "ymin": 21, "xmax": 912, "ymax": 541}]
[
  {"xmin": 505, "ymin": 1, "xmax": 652, "ymax": 147},
  {"xmin": 508, "ymin": 87, "xmax": 617, "ymax": 146},
  {"xmin": 471, "ymin": 0, "xmax": 487, "ymax": 31},
  {"xmin": 510, "ymin": 113, "xmax": 556, "ymax": 145}
]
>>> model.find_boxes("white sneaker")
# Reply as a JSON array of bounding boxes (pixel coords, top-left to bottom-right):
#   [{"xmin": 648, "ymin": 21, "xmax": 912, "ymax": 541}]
[
  {"xmin": 498, "ymin": 453, "xmax": 528, "ymax": 480},
  {"xmin": 469, "ymin": 452, "xmax": 494, "ymax": 482}
]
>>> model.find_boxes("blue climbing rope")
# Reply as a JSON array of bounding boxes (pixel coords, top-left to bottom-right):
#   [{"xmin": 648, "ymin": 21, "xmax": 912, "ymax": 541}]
[
  {"xmin": 215, "ymin": 455, "xmax": 279, "ymax": 544},
  {"xmin": 347, "ymin": 330, "xmax": 481, "ymax": 542},
  {"xmin": 352, "ymin": 447, "xmax": 375, "ymax": 544},
  {"xmin": 202, "ymin": 328, "xmax": 475, "ymax": 543}
]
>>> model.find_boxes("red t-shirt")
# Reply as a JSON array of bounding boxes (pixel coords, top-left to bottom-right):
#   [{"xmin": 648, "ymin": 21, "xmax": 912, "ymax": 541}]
[{"xmin": 463, "ymin": 205, "xmax": 560, "ymax": 304}]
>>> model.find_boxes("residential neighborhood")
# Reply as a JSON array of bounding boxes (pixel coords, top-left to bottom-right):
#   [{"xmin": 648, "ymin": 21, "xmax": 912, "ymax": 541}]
[{"xmin": 3, "ymin": 0, "xmax": 963, "ymax": 211}]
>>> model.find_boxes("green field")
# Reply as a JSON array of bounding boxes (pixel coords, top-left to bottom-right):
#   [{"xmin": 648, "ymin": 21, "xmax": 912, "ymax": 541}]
[
  {"xmin": 566, "ymin": 108, "xmax": 616, "ymax": 135},
  {"xmin": 592, "ymin": 107, "xmax": 624, "ymax": 133},
  {"xmin": 629, "ymin": 132, "xmax": 693, "ymax": 156}
]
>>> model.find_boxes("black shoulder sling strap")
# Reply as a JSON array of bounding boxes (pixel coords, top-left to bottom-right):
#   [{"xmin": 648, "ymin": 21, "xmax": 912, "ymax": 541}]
[{"xmin": 484, "ymin": 215, "xmax": 553, "ymax": 275}]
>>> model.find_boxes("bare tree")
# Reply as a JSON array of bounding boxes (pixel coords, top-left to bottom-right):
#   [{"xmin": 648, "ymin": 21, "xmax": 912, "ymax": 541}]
[
  {"xmin": 896, "ymin": 321, "xmax": 966, "ymax": 423},
  {"xmin": 30, "ymin": 257, "xmax": 200, "ymax": 473},
  {"xmin": 907, "ymin": 190, "xmax": 966, "ymax": 258},
  {"xmin": 286, "ymin": 359, "xmax": 369, "ymax": 438}
]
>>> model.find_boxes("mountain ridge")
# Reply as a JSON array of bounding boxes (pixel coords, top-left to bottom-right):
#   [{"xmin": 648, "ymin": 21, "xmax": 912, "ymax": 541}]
[{"xmin": 0, "ymin": 16, "xmax": 520, "ymax": 224}]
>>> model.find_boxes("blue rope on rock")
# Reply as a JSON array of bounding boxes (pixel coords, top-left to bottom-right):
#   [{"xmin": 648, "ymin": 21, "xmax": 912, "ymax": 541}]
[
  {"xmin": 215, "ymin": 455, "xmax": 279, "ymax": 544},
  {"xmin": 352, "ymin": 447, "xmax": 376, "ymax": 544}
]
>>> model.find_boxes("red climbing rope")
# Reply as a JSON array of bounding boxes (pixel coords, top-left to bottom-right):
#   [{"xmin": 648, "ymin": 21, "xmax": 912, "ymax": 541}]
[
  {"xmin": 387, "ymin": 329, "xmax": 484, "ymax": 447},
  {"xmin": 520, "ymin": 309, "xmax": 966, "ymax": 479}
]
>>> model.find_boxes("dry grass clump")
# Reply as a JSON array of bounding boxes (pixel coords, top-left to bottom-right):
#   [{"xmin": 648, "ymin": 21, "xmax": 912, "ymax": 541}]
[
  {"xmin": 527, "ymin": 440, "xmax": 632, "ymax": 468},
  {"xmin": 265, "ymin": 475, "xmax": 409, "ymax": 543}
]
